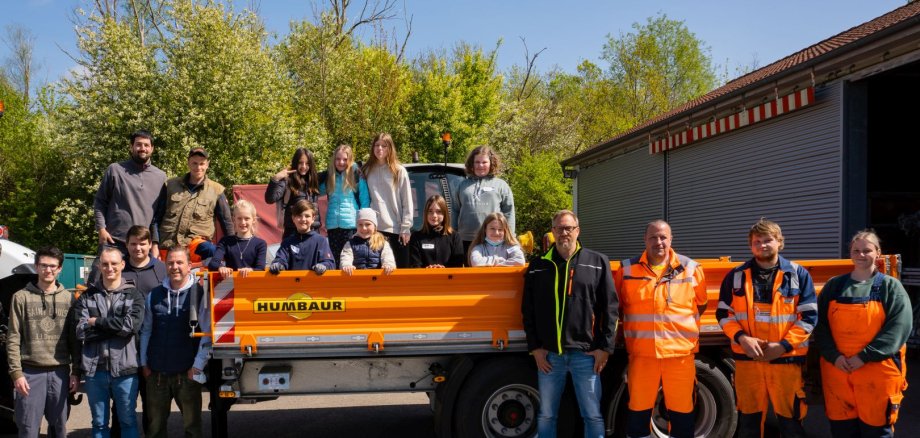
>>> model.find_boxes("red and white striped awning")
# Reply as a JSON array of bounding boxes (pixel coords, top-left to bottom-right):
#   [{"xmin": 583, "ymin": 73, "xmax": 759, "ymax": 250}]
[{"xmin": 649, "ymin": 87, "xmax": 816, "ymax": 154}]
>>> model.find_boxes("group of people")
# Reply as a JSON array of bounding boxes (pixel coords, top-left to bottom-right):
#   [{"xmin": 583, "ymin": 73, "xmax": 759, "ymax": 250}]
[
  {"xmin": 523, "ymin": 216, "xmax": 911, "ymax": 438},
  {"xmin": 5, "ymin": 128, "xmax": 911, "ymax": 438},
  {"xmin": 7, "ymin": 129, "xmax": 524, "ymax": 437},
  {"xmin": 256, "ymin": 134, "xmax": 524, "ymax": 276},
  {"xmin": 7, "ymin": 233, "xmax": 207, "ymax": 438}
]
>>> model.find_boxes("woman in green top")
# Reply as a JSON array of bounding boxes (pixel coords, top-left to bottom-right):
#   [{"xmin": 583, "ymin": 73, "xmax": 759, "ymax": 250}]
[{"xmin": 814, "ymin": 230, "xmax": 912, "ymax": 437}]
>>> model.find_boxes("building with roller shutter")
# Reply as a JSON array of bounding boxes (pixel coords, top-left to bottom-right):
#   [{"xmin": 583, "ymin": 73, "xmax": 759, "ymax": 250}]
[{"xmin": 562, "ymin": 2, "xmax": 920, "ymax": 270}]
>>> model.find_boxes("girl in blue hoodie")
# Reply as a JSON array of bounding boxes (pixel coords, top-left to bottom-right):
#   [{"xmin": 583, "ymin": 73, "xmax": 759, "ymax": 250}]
[{"xmin": 319, "ymin": 144, "xmax": 370, "ymax": 267}]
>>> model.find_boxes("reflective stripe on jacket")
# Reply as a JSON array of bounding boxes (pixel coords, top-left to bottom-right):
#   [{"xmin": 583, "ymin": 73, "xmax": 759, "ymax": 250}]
[
  {"xmin": 716, "ymin": 256, "xmax": 817, "ymax": 362},
  {"xmin": 615, "ymin": 248, "xmax": 706, "ymax": 358},
  {"xmin": 521, "ymin": 244, "xmax": 619, "ymax": 355}
]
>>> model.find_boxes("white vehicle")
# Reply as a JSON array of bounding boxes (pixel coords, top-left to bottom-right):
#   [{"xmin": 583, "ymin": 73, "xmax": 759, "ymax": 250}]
[
  {"xmin": 0, "ymin": 238, "xmax": 35, "ymax": 281},
  {"xmin": 0, "ymin": 237, "xmax": 36, "ymax": 432}
]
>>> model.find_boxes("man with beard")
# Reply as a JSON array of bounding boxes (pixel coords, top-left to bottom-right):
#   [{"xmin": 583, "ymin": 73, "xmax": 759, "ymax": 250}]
[
  {"xmin": 615, "ymin": 220, "xmax": 707, "ymax": 438},
  {"xmin": 717, "ymin": 219, "xmax": 816, "ymax": 437},
  {"xmin": 93, "ymin": 130, "xmax": 167, "ymax": 259},
  {"xmin": 156, "ymin": 147, "xmax": 232, "ymax": 260},
  {"xmin": 521, "ymin": 210, "xmax": 618, "ymax": 438}
]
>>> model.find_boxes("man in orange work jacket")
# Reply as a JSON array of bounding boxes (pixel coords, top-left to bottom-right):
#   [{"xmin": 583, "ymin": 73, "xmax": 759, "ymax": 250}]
[
  {"xmin": 717, "ymin": 219, "xmax": 816, "ymax": 438},
  {"xmin": 615, "ymin": 220, "xmax": 707, "ymax": 438}
]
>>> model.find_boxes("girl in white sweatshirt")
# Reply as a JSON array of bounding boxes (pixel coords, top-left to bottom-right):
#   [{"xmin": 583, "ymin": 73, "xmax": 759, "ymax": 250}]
[
  {"xmin": 362, "ymin": 132, "xmax": 413, "ymax": 267},
  {"xmin": 468, "ymin": 212, "xmax": 525, "ymax": 267}
]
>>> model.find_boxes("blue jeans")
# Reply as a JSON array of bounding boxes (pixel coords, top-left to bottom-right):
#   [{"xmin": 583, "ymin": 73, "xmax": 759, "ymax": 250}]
[
  {"xmin": 537, "ymin": 350, "xmax": 605, "ymax": 438},
  {"xmin": 85, "ymin": 371, "xmax": 139, "ymax": 438}
]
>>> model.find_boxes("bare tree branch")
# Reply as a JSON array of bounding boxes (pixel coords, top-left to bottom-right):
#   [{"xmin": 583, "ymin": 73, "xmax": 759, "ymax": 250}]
[
  {"xmin": 128, "ymin": 0, "xmax": 146, "ymax": 46},
  {"xmin": 91, "ymin": 0, "xmax": 121, "ymax": 19},
  {"xmin": 395, "ymin": 8, "xmax": 412, "ymax": 63},
  {"xmin": 332, "ymin": 0, "xmax": 399, "ymax": 48},
  {"xmin": 516, "ymin": 37, "xmax": 546, "ymax": 102},
  {"xmin": 147, "ymin": 0, "xmax": 167, "ymax": 42},
  {"xmin": 2, "ymin": 24, "xmax": 39, "ymax": 107}
]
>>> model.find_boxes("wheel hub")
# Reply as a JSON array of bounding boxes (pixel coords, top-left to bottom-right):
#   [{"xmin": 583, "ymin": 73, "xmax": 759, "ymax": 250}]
[{"xmin": 483, "ymin": 385, "xmax": 538, "ymax": 437}]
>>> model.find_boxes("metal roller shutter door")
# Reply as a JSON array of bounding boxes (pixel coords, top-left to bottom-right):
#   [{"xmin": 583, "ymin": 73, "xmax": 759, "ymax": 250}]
[
  {"xmin": 666, "ymin": 82, "xmax": 843, "ymax": 260},
  {"xmin": 577, "ymin": 148, "xmax": 664, "ymax": 259}
]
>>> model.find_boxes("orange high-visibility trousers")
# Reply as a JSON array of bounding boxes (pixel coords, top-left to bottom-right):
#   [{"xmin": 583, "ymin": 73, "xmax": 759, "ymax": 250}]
[
  {"xmin": 734, "ymin": 361, "xmax": 806, "ymax": 418},
  {"xmin": 821, "ymin": 357, "xmax": 906, "ymax": 426},
  {"xmin": 627, "ymin": 355, "xmax": 696, "ymax": 413}
]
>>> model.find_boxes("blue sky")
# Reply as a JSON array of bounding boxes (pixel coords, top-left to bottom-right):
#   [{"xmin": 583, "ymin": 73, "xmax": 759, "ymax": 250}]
[{"xmin": 0, "ymin": 0, "xmax": 908, "ymax": 89}]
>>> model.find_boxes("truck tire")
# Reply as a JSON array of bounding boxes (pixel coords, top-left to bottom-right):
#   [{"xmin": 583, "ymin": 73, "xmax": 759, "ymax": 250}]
[
  {"xmin": 453, "ymin": 357, "xmax": 540, "ymax": 438},
  {"xmin": 605, "ymin": 357, "xmax": 736, "ymax": 438}
]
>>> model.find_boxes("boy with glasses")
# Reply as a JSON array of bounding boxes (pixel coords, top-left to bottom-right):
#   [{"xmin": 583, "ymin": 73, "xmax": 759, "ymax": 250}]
[{"xmin": 6, "ymin": 246, "xmax": 79, "ymax": 437}]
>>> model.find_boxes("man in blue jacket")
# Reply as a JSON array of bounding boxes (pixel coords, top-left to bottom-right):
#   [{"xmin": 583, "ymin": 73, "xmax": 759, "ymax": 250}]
[{"xmin": 139, "ymin": 246, "xmax": 210, "ymax": 438}]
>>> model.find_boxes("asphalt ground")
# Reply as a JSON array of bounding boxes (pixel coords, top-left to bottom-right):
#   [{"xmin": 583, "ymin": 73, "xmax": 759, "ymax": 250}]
[{"xmin": 5, "ymin": 353, "xmax": 919, "ymax": 437}]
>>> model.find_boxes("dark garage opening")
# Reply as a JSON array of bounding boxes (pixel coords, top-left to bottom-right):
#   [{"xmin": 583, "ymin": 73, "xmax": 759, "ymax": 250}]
[
  {"xmin": 864, "ymin": 59, "xmax": 920, "ymax": 326},
  {"xmin": 866, "ymin": 60, "xmax": 920, "ymax": 266}
]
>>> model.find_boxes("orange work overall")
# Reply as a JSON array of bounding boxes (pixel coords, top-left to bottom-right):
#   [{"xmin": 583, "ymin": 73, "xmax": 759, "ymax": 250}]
[
  {"xmin": 728, "ymin": 267, "xmax": 808, "ymax": 421},
  {"xmin": 617, "ymin": 250, "xmax": 706, "ymax": 414},
  {"xmin": 820, "ymin": 275, "xmax": 907, "ymax": 427}
]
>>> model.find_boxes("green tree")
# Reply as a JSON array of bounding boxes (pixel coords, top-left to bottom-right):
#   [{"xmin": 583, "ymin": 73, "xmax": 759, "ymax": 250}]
[
  {"xmin": 405, "ymin": 42, "xmax": 503, "ymax": 164},
  {"xmin": 602, "ymin": 13, "xmax": 717, "ymax": 127},
  {"xmin": 547, "ymin": 61, "xmax": 623, "ymax": 153},
  {"xmin": 0, "ymin": 80, "xmax": 81, "ymax": 250},
  {"xmin": 50, "ymin": 0, "xmax": 306, "ymax": 252},
  {"xmin": 486, "ymin": 70, "xmax": 577, "ymax": 239},
  {"xmin": 503, "ymin": 150, "xmax": 571, "ymax": 241},
  {"xmin": 157, "ymin": 1, "xmax": 309, "ymax": 180},
  {"xmin": 278, "ymin": 13, "xmax": 410, "ymax": 163}
]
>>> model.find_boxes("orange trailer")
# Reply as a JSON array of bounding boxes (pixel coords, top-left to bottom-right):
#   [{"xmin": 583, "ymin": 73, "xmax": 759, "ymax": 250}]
[{"xmin": 202, "ymin": 256, "xmax": 900, "ymax": 438}]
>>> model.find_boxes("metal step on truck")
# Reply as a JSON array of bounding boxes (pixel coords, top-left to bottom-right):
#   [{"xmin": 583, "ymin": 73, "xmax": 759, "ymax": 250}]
[{"xmin": 200, "ymin": 254, "xmax": 901, "ymax": 438}]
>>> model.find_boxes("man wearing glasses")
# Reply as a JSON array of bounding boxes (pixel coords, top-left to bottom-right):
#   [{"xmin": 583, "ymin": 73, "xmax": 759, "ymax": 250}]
[
  {"xmin": 521, "ymin": 210, "xmax": 618, "ymax": 438},
  {"xmin": 615, "ymin": 220, "xmax": 707, "ymax": 438},
  {"xmin": 6, "ymin": 246, "xmax": 79, "ymax": 436}
]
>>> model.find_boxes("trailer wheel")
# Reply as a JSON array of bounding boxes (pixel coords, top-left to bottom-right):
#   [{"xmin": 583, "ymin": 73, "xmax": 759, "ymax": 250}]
[
  {"xmin": 454, "ymin": 357, "xmax": 540, "ymax": 438},
  {"xmin": 605, "ymin": 357, "xmax": 736, "ymax": 438}
]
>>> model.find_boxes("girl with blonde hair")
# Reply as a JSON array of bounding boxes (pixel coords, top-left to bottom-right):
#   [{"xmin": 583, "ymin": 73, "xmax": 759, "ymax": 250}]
[
  {"xmin": 362, "ymin": 133, "xmax": 412, "ymax": 267},
  {"xmin": 320, "ymin": 144, "xmax": 370, "ymax": 267},
  {"xmin": 468, "ymin": 212, "xmax": 524, "ymax": 267},
  {"xmin": 340, "ymin": 208, "xmax": 396, "ymax": 275},
  {"xmin": 208, "ymin": 200, "xmax": 267, "ymax": 277}
]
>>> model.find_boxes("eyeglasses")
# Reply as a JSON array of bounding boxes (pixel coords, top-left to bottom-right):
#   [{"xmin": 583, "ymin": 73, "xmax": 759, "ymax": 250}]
[
  {"xmin": 553, "ymin": 226, "xmax": 578, "ymax": 234},
  {"xmin": 37, "ymin": 263, "xmax": 60, "ymax": 271}
]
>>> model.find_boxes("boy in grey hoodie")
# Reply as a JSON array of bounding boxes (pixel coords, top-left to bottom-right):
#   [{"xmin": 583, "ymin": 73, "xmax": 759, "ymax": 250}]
[
  {"xmin": 75, "ymin": 247, "xmax": 146, "ymax": 438},
  {"xmin": 6, "ymin": 246, "xmax": 79, "ymax": 437}
]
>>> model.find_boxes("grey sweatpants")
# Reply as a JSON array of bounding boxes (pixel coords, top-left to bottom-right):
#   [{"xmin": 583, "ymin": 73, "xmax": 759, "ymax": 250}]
[{"xmin": 14, "ymin": 366, "xmax": 69, "ymax": 438}]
